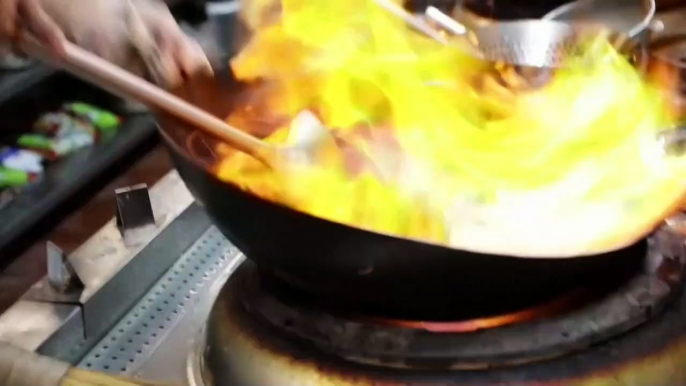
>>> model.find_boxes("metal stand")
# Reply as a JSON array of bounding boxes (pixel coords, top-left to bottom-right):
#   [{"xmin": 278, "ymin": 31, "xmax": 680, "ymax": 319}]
[
  {"xmin": 116, "ymin": 183, "xmax": 157, "ymax": 247},
  {"xmin": 25, "ymin": 241, "xmax": 85, "ymax": 304}
]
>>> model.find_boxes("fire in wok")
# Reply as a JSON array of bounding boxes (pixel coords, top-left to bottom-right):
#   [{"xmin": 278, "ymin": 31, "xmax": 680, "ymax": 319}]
[{"xmin": 211, "ymin": 0, "xmax": 684, "ymax": 258}]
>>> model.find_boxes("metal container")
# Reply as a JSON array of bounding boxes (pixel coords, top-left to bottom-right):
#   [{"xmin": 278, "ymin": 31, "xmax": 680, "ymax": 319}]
[
  {"xmin": 542, "ymin": 0, "xmax": 656, "ymax": 39},
  {"xmin": 203, "ymin": 0, "xmax": 241, "ymax": 68}
]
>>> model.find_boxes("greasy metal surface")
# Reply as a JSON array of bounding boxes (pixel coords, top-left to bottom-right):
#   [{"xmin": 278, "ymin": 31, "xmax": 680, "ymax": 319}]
[
  {"xmin": 115, "ymin": 183, "xmax": 157, "ymax": 247},
  {"xmin": 77, "ymin": 226, "xmax": 243, "ymax": 380},
  {"xmin": 0, "ymin": 171, "xmax": 194, "ymax": 352},
  {"xmin": 37, "ymin": 203, "xmax": 212, "ymax": 364},
  {"xmin": 542, "ymin": 0, "xmax": 655, "ymax": 38},
  {"xmin": 193, "ymin": 262, "xmax": 686, "ymax": 386},
  {"xmin": 225, "ymin": 228, "xmax": 685, "ymax": 370},
  {"xmin": 46, "ymin": 241, "xmax": 83, "ymax": 294}
]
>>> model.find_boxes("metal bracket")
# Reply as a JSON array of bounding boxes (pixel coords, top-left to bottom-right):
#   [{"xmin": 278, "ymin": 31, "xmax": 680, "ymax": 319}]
[
  {"xmin": 116, "ymin": 183, "xmax": 157, "ymax": 247},
  {"xmin": 47, "ymin": 241, "xmax": 83, "ymax": 292},
  {"xmin": 24, "ymin": 241, "xmax": 85, "ymax": 304}
]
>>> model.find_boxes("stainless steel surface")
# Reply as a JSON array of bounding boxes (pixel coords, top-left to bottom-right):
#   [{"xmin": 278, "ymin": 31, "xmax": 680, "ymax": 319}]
[
  {"xmin": 26, "ymin": 242, "xmax": 85, "ymax": 305},
  {"xmin": 115, "ymin": 184, "xmax": 157, "ymax": 247},
  {"xmin": 204, "ymin": 0, "xmax": 241, "ymax": 63},
  {"xmin": 0, "ymin": 171, "xmax": 194, "ymax": 351},
  {"xmin": 77, "ymin": 226, "xmax": 244, "ymax": 383},
  {"xmin": 543, "ymin": 0, "xmax": 656, "ymax": 39},
  {"xmin": 46, "ymin": 241, "xmax": 82, "ymax": 293},
  {"xmin": 425, "ymin": 7, "xmax": 639, "ymax": 68}
]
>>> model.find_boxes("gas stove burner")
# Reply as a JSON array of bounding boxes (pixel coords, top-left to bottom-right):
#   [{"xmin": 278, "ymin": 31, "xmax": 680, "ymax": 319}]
[{"xmin": 189, "ymin": 227, "xmax": 686, "ymax": 386}]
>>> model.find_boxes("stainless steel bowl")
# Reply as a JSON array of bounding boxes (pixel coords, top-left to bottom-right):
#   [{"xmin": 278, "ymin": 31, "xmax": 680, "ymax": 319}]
[{"xmin": 542, "ymin": 0, "xmax": 656, "ymax": 39}]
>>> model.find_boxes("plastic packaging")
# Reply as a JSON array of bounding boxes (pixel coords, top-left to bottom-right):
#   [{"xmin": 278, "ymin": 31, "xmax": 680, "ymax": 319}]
[
  {"xmin": 0, "ymin": 148, "xmax": 44, "ymax": 174},
  {"xmin": 0, "ymin": 167, "xmax": 33, "ymax": 188},
  {"xmin": 23, "ymin": 112, "xmax": 97, "ymax": 159},
  {"xmin": 62, "ymin": 102, "xmax": 121, "ymax": 139}
]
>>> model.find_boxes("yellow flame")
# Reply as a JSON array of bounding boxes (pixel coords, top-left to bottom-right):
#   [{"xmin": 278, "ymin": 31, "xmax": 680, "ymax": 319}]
[{"xmin": 216, "ymin": 0, "xmax": 686, "ymax": 256}]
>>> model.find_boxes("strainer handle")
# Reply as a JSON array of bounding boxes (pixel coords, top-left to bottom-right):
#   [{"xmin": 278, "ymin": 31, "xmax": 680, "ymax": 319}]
[
  {"xmin": 425, "ymin": 6, "xmax": 468, "ymax": 36},
  {"xmin": 374, "ymin": 0, "xmax": 449, "ymax": 44}
]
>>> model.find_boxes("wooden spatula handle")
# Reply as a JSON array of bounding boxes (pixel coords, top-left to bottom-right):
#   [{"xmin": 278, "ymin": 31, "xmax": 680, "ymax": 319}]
[{"xmin": 17, "ymin": 36, "xmax": 266, "ymax": 157}]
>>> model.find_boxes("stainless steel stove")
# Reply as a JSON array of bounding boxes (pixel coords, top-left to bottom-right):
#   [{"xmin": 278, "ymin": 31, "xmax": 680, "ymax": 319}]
[{"xmin": 0, "ymin": 171, "xmax": 234, "ymax": 385}]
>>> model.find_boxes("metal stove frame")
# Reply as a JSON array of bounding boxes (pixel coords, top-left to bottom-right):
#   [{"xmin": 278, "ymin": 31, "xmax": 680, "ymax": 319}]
[{"xmin": 0, "ymin": 170, "xmax": 244, "ymax": 385}]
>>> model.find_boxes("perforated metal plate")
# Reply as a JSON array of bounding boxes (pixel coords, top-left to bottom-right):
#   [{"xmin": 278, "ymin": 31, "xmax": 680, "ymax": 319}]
[{"xmin": 77, "ymin": 226, "xmax": 241, "ymax": 375}]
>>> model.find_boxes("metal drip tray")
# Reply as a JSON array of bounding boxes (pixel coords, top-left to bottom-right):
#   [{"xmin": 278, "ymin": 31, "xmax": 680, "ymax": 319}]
[{"xmin": 77, "ymin": 226, "xmax": 244, "ymax": 384}]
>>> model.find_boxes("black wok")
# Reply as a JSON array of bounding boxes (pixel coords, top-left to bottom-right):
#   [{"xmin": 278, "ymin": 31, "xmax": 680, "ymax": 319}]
[{"xmin": 157, "ymin": 71, "xmax": 647, "ymax": 320}]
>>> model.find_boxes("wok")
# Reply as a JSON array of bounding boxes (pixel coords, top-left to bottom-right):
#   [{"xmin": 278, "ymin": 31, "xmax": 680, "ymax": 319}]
[{"xmin": 158, "ymin": 71, "xmax": 650, "ymax": 320}]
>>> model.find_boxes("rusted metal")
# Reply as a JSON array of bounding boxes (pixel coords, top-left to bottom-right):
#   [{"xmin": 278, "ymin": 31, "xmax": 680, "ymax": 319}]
[{"xmin": 198, "ymin": 226, "xmax": 686, "ymax": 383}]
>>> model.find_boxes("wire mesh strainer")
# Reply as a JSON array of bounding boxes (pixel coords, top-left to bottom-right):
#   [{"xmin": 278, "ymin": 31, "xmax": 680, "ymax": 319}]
[
  {"xmin": 424, "ymin": 6, "xmax": 640, "ymax": 68},
  {"xmin": 375, "ymin": 0, "xmax": 642, "ymax": 69}
]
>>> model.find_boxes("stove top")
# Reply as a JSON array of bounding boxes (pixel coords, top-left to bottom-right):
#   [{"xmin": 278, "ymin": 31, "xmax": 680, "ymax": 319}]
[{"xmin": 186, "ymin": 225, "xmax": 686, "ymax": 386}]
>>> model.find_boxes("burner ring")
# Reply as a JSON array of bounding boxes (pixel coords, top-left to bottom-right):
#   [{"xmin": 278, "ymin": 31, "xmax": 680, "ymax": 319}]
[{"xmin": 226, "ymin": 227, "xmax": 686, "ymax": 370}]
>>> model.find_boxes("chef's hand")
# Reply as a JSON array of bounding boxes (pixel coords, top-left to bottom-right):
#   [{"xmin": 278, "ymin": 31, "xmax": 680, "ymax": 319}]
[{"xmin": 0, "ymin": 0, "xmax": 212, "ymax": 87}]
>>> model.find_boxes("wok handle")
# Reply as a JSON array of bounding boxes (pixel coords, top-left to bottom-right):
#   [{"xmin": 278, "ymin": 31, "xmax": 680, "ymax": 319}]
[{"xmin": 17, "ymin": 36, "xmax": 268, "ymax": 159}]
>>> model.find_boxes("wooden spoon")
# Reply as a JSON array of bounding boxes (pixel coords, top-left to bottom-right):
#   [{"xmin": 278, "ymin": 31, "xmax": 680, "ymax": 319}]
[{"xmin": 17, "ymin": 37, "xmax": 337, "ymax": 170}]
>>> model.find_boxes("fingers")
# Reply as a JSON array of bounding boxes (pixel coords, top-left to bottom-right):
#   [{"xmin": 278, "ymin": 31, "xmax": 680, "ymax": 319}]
[
  {"xmin": 16, "ymin": 0, "xmax": 65, "ymax": 55},
  {"xmin": 0, "ymin": 0, "xmax": 19, "ymax": 42},
  {"xmin": 139, "ymin": 3, "xmax": 213, "ymax": 83},
  {"xmin": 171, "ymin": 34, "xmax": 214, "ymax": 79},
  {"xmin": 141, "ymin": 28, "xmax": 212, "ymax": 87},
  {"xmin": 154, "ymin": 46, "xmax": 184, "ymax": 88}
]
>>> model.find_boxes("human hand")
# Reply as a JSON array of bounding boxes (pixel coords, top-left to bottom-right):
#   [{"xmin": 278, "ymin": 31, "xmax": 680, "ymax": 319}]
[
  {"xmin": 0, "ymin": 0, "xmax": 65, "ymax": 53},
  {"xmin": 0, "ymin": 0, "xmax": 213, "ymax": 87}
]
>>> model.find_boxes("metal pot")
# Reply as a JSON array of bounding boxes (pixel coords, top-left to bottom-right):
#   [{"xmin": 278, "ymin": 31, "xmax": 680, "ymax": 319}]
[{"xmin": 542, "ymin": 0, "xmax": 656, "ymax": 41}]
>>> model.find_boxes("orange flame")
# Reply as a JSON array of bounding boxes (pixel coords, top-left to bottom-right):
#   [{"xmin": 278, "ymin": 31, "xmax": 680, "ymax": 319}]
[{"xmin": 215, "ymin": 0, "xmax": 685, "ymax": 257}]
